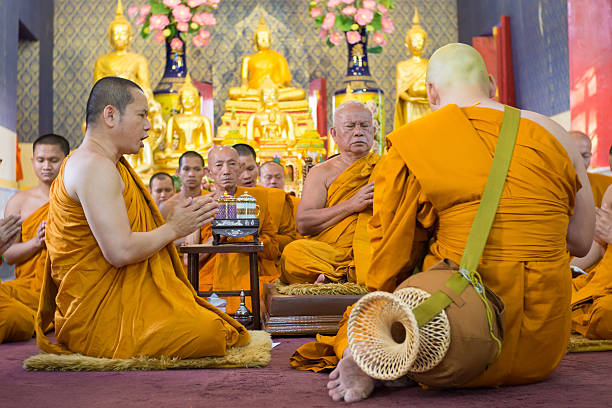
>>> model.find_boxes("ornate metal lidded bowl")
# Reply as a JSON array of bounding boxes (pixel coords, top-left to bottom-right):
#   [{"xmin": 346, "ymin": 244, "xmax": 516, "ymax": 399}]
[{"xmin": 211, "ymin": 192, "xmax": 259, "ymax": 245}]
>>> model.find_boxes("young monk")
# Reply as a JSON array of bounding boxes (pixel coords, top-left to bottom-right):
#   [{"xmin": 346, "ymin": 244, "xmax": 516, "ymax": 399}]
[
  {"xmin": 280, "ymin": 101, "xmax": 380, "ymax": 285},
  {"xmin": 0, "ymin": 134, "xmax": 69, "ymax": 344},
  {"xmin": 569, "ymin": 130, "xmax": 612, "ymax": 207},
  {"xmin": 291, "ymin": 43, "xmax": 594, "ymax": 402},
  {"xmin": 35, "ymin": 76, "xmax": 249, "ymax": 358},
  {"xmin": 148, "ymin": 172, "xmax": 175, "ymax": 208}
]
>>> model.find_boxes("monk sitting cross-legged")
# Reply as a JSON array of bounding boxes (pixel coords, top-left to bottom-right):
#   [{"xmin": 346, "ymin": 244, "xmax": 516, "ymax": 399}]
[
  {"xmin": 291, "ymin": 43, "xmax": 594, "ymax": 403},
  {"xmin": 35, "ymin": 76, "xmax": 249, "ymax": 358},
  {"xmin": 280, "ymin": 101, "xmax": 380, "ymax": 285},
  {"xmin": 1, "ymin": 134, "xmax": 69, "ymax": 344}
]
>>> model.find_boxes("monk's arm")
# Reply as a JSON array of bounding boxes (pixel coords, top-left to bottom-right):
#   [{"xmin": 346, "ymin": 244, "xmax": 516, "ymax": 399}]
[
  {"xmin": 2, "ymin": 196, "xmax": 42, "ymax": 265},
  {"xmin": 296, "ymin": 166, "xmax": 372, "ymax": 236},
  {"xmin": 570, "ymin": 241, "xmax": 604, "ymax": 270},
  {"xmin": 0, "ymin": 215, "xmax": 21, "ymax": 255}
]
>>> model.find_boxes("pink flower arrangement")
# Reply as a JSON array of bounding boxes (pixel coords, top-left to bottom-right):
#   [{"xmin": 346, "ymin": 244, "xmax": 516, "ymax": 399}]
[
  {"xmin": 131, "ymin": 0, "xmax": 221, "ymax": 48},
  {"xmin": 309, "ymin": 0, "xmax": 394, "ymax": 50}
]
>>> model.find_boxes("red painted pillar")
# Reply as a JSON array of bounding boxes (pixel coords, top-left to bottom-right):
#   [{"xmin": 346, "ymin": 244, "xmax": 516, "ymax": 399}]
[{"xmin": 568, "ymin": 0, "xmax": 612, "ymax": 168}]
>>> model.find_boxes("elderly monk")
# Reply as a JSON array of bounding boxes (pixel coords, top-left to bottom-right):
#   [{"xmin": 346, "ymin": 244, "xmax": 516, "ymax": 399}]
[
  {"xmin": 260, "ymin": 161, "xmax": 285, "ymax": 189},
  {"xmin": 570, "ymin": 130, "xmax": 612, "ymax": 207},
  {"xmin": 280, "ymin": 101, "xmax": 380, "ymax": 285},
  {"xmin": 0, "ymin": 134, "xmax": 69, "ymax": 343},
  {"xmin": 292, "ymin": 43, "xmax": 594, "ymax": 402},
  {"xmin": 234, "ymin": 144, "xmax": 297, "ymax": 252},
  {"xmin": 35, "ymin": 76, "xmax": 249, "ymax": 358},
  {"xmin": 148, "ymin": 171, "xmax": 175, "ymax": 208},
  {"xmin": 196, "ymin": 146, "xmax": 280, "ymax": 313}
]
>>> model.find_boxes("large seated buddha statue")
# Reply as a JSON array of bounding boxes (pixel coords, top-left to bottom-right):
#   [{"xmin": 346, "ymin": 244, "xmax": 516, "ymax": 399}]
[
  {"xmin": 228, "ymin": 17, "xmax": 305, "ymax": 102},
  {"xmin": 155, "ymin": 74, "xmax": 213, "ymax": 170}
]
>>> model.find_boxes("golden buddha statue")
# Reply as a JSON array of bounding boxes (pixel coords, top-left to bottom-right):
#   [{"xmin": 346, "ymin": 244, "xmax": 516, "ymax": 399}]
[
  {"xmin": 228, "ymin": 17, "xmax": 306, "ymax": 102},
  {"xmin": 94, "ymin": 0, "xmax": 152, "ymax": 92},
  {"xmin": 156, "ymin": 74, "xmax": 212, "ymax": 167},
  {"xmin": 393, "ymin": 8, "xmax": 431, "ymax": 129},
  {"xmin": 246, "ymin": 76, "xmax": 296, "ymax": 145},
  {"xmin": 126, "ymin": 91, "xmax": 165, "ymax": 177}
]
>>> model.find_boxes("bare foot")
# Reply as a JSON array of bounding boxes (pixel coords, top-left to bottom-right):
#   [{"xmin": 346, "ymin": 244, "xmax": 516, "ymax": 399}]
[
  {"xmin": 314, "ymin": 274, "xmax": 328, "ymax": 284},
  {"xmin": 327, "ymin": 354, "xmax": 375, "ymax": 402}
]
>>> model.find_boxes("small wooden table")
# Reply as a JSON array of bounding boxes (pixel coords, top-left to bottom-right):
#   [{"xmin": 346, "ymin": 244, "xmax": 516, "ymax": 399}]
[{"xmin": 179, "ymin": 242, "xmax": 264, "ymax": 329}]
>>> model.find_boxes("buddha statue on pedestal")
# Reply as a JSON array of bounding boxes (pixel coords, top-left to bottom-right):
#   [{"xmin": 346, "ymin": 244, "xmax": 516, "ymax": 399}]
[
  {"xmin": 156, "ymin": 74, "xmax": 212, "ymax": 168},
  {"xmin": 393, "ymin": 8, "xmax": 431, "ymax": 129},
  {"xmin": 228, "ymin": 17, "xmax": 306, "ymax": 102},
  {"xmin": 94, "ymin": 0, "xmax": 152, "ymax": 93},
  {"xmin": 246, "ymin": 76, "xmax": 296, "ymax": 146}
]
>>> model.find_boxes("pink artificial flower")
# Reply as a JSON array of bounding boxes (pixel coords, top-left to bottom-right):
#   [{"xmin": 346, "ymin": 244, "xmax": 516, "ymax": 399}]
[
  {"xmin": 136, "ymin": 16, "xmax": 146, "ymax": 26},
  {"xmin": 346, "ymin": 30, "xmax": 361, "ymax": 44},
  {"xmin": 354, "ymin": 8, "xmax": 374, "ymax": 25},
  {"xmin": 329, "ymin": 32, "xmax": 343, "ymax": 45},
  {"xmin": 140, "ymin": 4, "xmax": 151, "ymax": 17},
  {"xmin": 207, "ymin": 0, "xmax": 220, "ymax": 8},
  {"xmin": 363, "ymin": 0, "xmax": 376, "ymax": 10},
  {"xmin": 177, "ymin": 22, "xmax": 189, "ymax": 32},
  {"xmin": 198, "ymin": 29, "xmax": 211, "ymax": 40},
  {"xmin": 327, "ymin": 0, "xmax": 341, "ymax": 7},
  {"xmin": 170, "ymin": 37, "xmax": 184, "ymax": 50},
  {"xmin": 342, "ymin": 6, "xmax": 356, "ymax": 15},
  {"xmin": 187, "ymin": 0, "xmax": 207, "ymax": 7},
  {"xmin": 163, "ymin": 0, "xmax": 181, "ymax": 9},
  {"xmin": 377, "ymin": 4, "xmax": 388, "ymax": 15},
  {"xmin": 373, "ymin": 32, "xmax": 386, "ymax": 46},
  {"xmin": 199, "ymin": 12, "xmax": 217, "ymax": 26},
  {"xmin": 154, "ymin": 31, "xmax": 165, "ymax": 44},
  {"xmin": 341, "ymin": 0, "xmax": 355, "ymax": 4},
  {"xmin": 381, "ymin": 16, "xmax": 394, "ymax": 33},
  {"xmin": 192, "ymin": 35, "xmax": 205, "ymax": 47},
  {"xmin": 321, "ymin": 13, "xmax": 336, "ymax": 30},
  {"xmin": 127, "ymin": 5, "xmax": 139, "ymax": 18},
  {"xmin": 319, "ymin": 29, "xmax": 329, "ymax": 38},
  {"xmin": 310, "ymin": 7, "xmax": 322, "ymax": 18},
  {"xmin": 172, "ymin": 5, "xmax": 192, "ymax": 23},
  {"xmin": 149, "ymin": 14, "xmax": 170, "ymax": 30}
]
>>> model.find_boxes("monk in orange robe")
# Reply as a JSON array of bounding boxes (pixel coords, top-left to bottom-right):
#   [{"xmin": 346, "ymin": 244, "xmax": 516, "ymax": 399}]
[
  {"xmin": 35, "ymin": 77, "xmax": 249, "ymax": 358},
  {"xmin": 280, "ymin": 101, "xmax": 380, "ymax": 285},
  {"xmin": 195, "ymin": 146, "xmax": 280, "ymax": 313},
  {"xmin": 292, "ymin": 44, "xmax": 594, "ymax": 403},
  {"xmin": 148, "ymin": 171, "xmax": 176, "ymax": 208},
  {"xmin": 0, "ymin": 134, "xmax": 68, "ymax": 343},
  {"xmin": 570, "ymin": 130, "xmax": 612, "ymax": 206}
]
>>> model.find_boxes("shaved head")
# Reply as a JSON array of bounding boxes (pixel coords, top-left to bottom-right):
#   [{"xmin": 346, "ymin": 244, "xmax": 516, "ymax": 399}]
[
  {"xmin": 207, "ymin": 146, "xmax": 240, "ymax": 194},
  {"xmin": 570, "ymin": 130, "xmax": 592, "ymax": 169},
  {"xmin": 208, "ymin": 145, "xmax": 239, "ymax": 164},
  {"xmin": 427, "ymin": 43, "xmax": 490, "ymax": 97}
]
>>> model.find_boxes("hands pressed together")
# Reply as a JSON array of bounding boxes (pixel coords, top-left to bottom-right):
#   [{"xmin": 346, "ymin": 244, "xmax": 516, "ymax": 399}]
[
  {"xmin": 0, "ymin": 215, "xmax": 21, "ymax": 254},
  {"xmin": 165, "ymin": 195, "xmax": 219, "ymax": 240}
]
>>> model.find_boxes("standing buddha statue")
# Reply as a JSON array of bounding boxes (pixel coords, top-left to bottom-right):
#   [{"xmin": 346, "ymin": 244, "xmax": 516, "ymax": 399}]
[
  {"xmin": 393, "ymin": 8, "xmax": 431, "ymax": 129},
  {"xmin": 157, "ymin": 74, "xmax": 213, "ymax": 168},
  {"xmin": 228, "ymin": 17, "xmax": 305, "ymax": 102}
]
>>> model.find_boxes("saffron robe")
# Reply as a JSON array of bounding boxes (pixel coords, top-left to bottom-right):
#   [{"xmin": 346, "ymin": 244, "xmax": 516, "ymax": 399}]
[
  {"xmin": 587, "ymin": 172, "xmax": 612, "ymax": 207},
  {"xmin": 255, "ymin": 186, "xmax": 297, "ymax": 252},
  {"xmin": 0, "ymin": 203, "xmax": 48, "ymax": 343},
  {"xmin": 198, "ymin": 186, "xmax": 280, "ymax": 313},
  {"xmin": 280, "ymin": 152, "xmax": 380, "ymax": 284},
  {"xmin": 35, "ymin": 158, "xmax": 249, "ymax": 358},
  {"xmin": 292, "ymin": 105, "xmax": 579, "ymax": 387}
]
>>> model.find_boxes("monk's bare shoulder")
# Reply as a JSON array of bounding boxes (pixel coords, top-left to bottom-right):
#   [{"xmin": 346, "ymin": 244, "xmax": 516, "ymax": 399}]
[
  {"xmin": 4, "ymin": 190, "xmax": 28, "ymax": 217},
  {"xmin": 308, "ymin": 156, "xmax": 345, "ymax": 189},
  {"xmin": 64, "ymin": 149, "xmax": 122, "ymax": 202}
]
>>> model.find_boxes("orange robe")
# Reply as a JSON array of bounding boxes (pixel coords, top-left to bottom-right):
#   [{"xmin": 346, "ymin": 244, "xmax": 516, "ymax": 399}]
[
  {"xmin": 571, "ymin": 243, "xmax": 612, "ymax": 339},
  {"xmin": 35, "ymin": 158, "xmax": 249, "ymax": 358},
  {"xmin": 280, "ymin": 152, "xmax": 380, "ymax": 284},
  {"xmin": 198, "ymin": 186, "xmax": 280, "ymax": 313},
  {"xmin": 587, "ymin": 172, "xmax": 612, "ymax": 207},
  {"xmin": 292, "ymin": 105, "xmax": 579, "ymax": 387},
  {"xmin": 0, "ymin": 203, "xmax": 48, "ymax": 343},
  {"xmin": 255, "ymin": 186, "xmax": 297, "ymax": 252}
]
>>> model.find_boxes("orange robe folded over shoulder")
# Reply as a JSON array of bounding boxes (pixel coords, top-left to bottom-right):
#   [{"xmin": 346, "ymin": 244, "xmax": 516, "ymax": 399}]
[
  {"xmin": 292, "ymin": 105, "xmax": 579, "ymax": 387},
  {"xmin": 280, "ymin": 152, "xmax": 380, "ymax": 285},
  {"xmin": 0, "ymin": 203, "xmax": 48, "ymax": 343},
  {"xmin": 198, "ymin": 186, "xmax": 280, "ymax": 313},
  {"xmin": 587, "ymin": 172, "xmax": 612, "ymax": 207},
  {"xmin": 35, "ymin": 158, "xmax": 250, "ymax": 358}
]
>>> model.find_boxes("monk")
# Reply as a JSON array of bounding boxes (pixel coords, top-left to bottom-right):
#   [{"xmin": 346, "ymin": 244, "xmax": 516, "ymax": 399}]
[
  {"xmin": 260, "ymin": 161, "xmax": 285, "ymax": 190},
  {"xmin": 196, "ymin": 146, "xmax": 280, "ymax": 313},
  {"xmin": 292, "ymin": 43, "xmax": 594, "ymax": 402},
  {"xmin": 234, "ymin": 143, "xmax": 297, "ymax": 252},
  {"xmin": 570, "ymin": 130, "xmax": 612, "ymax": 206},
  {"xmin": 35, "ymin": 76, "xmax": 249, "ymax": 358},
  {"xmin": 1, "ymin": 134, "xmax": 69, "ymax": 344},
  {"xmin": 280, "ymin": 101, "xmax": 380, "ymax": 285},
  {"xmin": 148, "ymin": 171, "xmax": 175, "ymax": 207}
]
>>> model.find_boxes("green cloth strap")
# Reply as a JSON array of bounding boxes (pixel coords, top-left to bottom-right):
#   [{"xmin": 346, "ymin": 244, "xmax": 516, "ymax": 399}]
[{"xmin": 412, "ymin": 105, "xmax": 521, "ymax": 328}]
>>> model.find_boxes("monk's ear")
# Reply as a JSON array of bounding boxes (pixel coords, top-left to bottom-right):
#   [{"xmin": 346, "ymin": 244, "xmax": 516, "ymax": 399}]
[
  {"xmin": 102, "ymin": 105, "xmax": 118, "ymax": 128},
  {"xmin": 330, "ymin": 127, "xmax": 338, "ymax": 143},
  {"xmin": 426, "ymin": 82, "xmax": 440, "ymax": 109},
  {"xmin": 488, "ymin": 75, "xmax": 498, "ymax": 98}
]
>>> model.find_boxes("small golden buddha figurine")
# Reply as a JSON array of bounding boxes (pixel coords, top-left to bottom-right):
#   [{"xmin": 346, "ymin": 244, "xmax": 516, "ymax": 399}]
[
  {"xmin": 126, "ymin": 90, "xmax": 166, "ymax": 176},
  {"xmin": 94, "ymin": 0, "xmax": 152, "ymax": 92},
  {"xmin": 158, "ymin": 74, "xmax": 212, "ymax": 164},
  {"xmin": 246, "ymin": 76, "xmax": 296, "ymax": 145},
  {"xmin": 393, "ymin": 8, "xmax": 431, "ymax": 129},
  {"xmin": 228, "ymin": 17, "xmax": 306, "ymax": 102}
]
